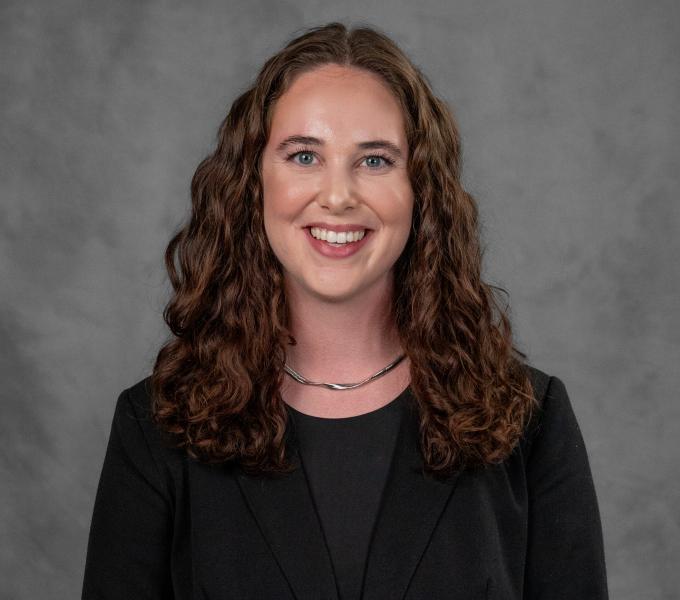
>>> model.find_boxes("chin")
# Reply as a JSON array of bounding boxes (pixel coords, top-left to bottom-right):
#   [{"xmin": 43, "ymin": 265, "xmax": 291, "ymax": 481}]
[{"xmin": 306, "ymin": 281, "xmax": 361, "ymax": 303}]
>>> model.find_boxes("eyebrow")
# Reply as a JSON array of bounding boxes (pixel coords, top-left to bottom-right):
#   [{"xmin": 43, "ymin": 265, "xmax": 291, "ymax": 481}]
[{"xmin": 275, "ymin": 135, "xmax": 404, "ymax": 159}]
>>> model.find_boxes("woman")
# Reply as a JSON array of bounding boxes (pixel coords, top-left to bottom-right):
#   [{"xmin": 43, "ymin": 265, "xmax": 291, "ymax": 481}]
[{"xmin": 82, "ymin": 22, "xmax": 608, "ymax": 599}]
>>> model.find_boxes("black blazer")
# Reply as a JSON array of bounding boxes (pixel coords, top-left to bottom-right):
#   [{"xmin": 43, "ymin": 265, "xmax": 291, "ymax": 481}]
[{"xmin": 82, "ymin": 365, "xmax": 608, "ymax": 599}]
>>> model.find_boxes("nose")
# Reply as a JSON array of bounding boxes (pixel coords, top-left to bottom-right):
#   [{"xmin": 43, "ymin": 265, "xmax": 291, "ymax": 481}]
[{"xmin": 317, "ymin": 162, "xmax": 359, "ymax": 213}]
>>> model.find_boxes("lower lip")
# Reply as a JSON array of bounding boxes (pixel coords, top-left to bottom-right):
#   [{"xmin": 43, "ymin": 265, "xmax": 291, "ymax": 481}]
[{"xmin": 304, "ymin": 228, "xmax": 372, "ymax": 258}]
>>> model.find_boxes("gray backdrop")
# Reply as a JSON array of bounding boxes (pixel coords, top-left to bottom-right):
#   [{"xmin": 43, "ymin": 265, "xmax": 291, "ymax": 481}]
[{"xmin": 2, "ymin": 1, "xmax": 678, "ymax": 598}]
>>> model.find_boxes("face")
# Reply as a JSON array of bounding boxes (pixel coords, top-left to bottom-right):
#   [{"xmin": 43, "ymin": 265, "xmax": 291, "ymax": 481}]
[{"xmin": 260, "ymin": 63, "xmax": 414, "ymax": 304}]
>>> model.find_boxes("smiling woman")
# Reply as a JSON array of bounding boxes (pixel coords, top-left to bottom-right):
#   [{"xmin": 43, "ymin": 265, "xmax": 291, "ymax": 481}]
[
  {"xmin": 260, "ymin": 63, "xmax": 415, "ymax": 354},
  {"xmin": 82, "ymin": 21, "xmax": 609, "ymax": 600}
]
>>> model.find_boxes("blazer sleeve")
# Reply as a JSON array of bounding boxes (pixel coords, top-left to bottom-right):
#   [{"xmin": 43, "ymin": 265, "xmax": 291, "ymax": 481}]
[
  {"xmin": 523, "ymin": 375, "xmax": 609, "ymax": 599},
  {"xmin": 82, "ymin": 387, "xmax": 174, "ymax": 599}
]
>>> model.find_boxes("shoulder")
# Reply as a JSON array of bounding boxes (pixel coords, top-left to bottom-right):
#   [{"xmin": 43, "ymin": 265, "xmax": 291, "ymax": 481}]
[
  {"xmin": 522, "ymin": 363, "xmax": 551, "ymax": 404},
  {"xmin": 518, "ymin": 363, "xmax": 589, "ymax": 464},
  {"xmin": 520, "ymin": 362, "xmax": 572, "ymax": 416},
  {"xmin": 111, "ymin": 375, "xmax": 155, "ymax": 438},
  {"xmin": 111, "ymin": 375, "xmax": 184, "ymax": 476},
  {"xmin": 122, "ymin": 375, "xmax": 155, "ymax": 419}
]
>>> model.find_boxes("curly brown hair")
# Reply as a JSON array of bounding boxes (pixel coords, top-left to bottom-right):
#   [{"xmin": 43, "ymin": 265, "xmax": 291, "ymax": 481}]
[{"xmin": 150, "ymin": 21, "xmax": 538, "ymax": 478}]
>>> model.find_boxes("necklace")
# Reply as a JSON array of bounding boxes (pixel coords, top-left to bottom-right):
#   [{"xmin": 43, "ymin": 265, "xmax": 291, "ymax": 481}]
[{"xmin": 283, "ymin": 353, "xmax": 406, "ymax": 391}]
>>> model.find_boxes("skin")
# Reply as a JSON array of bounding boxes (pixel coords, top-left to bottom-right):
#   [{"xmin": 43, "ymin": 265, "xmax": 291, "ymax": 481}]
[{"xmin": 260, "ymin": 64, "xmax": 414, "ymax": 418}]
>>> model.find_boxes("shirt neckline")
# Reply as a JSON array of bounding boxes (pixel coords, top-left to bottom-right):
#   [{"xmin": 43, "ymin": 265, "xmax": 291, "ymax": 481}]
[{"xmin": 286, "ymin": 385, "xmax": 411, "ymax": 423}]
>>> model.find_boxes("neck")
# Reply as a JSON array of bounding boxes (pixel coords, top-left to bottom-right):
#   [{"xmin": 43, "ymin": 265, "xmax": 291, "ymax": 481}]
[{"xmin": 283, "ymin": 276, "xmax": 403, "ymax": 383}]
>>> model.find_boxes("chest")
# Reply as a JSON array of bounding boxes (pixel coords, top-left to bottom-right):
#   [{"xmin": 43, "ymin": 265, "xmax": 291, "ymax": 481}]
[{"xmin": 171, "ymin": 443, "xmax": 530, "ymax": 599}]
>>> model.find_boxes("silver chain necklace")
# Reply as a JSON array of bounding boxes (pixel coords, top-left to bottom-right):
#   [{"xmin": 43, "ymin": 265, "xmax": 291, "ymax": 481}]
[{"xmin": 283, "ymin": 353, "xmax": 406, "ymax": 391}]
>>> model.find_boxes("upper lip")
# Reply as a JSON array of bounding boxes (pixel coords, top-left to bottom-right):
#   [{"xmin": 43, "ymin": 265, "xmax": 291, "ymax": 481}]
[{"xmin": 304, "ymin": 222, "xmax": 372, "ymax": 232}]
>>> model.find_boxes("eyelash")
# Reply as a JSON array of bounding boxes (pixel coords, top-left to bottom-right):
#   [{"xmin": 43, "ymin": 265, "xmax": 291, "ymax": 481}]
[{"xmin": 285, "ymin": 147, "xmax": 395, "ymax": 169}]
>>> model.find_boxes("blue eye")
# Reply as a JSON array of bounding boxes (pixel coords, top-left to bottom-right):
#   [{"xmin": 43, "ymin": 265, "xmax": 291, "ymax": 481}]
[
  {"xmin": 292, "ymin": 151, "xmax": 314, "ymax": 165},
  {"xmin": 364, "ymin": 155, "xmax": 392, "ymax": 168},
  {"xmin": 286, "ymin": 148, "xmax": 395, "ymax": 169}
]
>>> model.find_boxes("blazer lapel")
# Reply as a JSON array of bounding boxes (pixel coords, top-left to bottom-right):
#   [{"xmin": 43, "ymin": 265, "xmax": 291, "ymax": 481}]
[
  {"xmin": 361, "ymin": 391, "xmax": 461, "ymax": 600},
  {"xmin": 235, "ymin": 426, "xmax": 340, "ymax": 600},
  {"xmin": 235, "ymin": 390, "xmax": 461, "ymax": 600}
]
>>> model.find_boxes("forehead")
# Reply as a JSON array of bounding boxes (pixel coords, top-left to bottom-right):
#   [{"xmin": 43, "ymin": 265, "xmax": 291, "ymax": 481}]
[{"xmin": 267, "ymin": 65, "xmax": 407, "ymax": 145}]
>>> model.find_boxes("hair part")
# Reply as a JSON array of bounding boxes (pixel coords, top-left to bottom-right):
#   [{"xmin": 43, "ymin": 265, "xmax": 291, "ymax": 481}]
[{"xmin": 150, "ymin": 21, "xmax": 538, "ymax": 478}]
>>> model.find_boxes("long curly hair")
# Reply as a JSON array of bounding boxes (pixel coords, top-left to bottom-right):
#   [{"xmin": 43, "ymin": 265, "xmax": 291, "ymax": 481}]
[{"xmin": 150, "ymin": 21, "xmax": 538, "ymax": 478}]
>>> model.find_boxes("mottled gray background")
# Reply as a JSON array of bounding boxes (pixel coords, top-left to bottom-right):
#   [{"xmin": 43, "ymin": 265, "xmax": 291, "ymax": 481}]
[{"xmin": 2, "ymin": 1, "xmax": 678, "ymax": 598}]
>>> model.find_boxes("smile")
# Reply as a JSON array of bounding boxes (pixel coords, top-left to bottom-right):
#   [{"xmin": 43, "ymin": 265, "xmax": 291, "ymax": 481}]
[{"xmin": 304, "ymin": 227, "xmax": 372, "ymax": 259}]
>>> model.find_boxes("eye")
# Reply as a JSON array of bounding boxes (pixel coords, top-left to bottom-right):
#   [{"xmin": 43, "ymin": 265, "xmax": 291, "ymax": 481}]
[
  {"xmin": 287, "ymin": 149, "xmax": 316, "ymax": 166},
  {"xmin": 285, "ymin": 147, "xmax": 396, "ymax": 169},
  {"xmin": 363, "ymin": 155, "xmax": 395, "ymax": 169}
]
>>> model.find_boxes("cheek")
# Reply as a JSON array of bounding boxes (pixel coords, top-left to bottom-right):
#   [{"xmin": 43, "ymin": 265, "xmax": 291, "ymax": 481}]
[
  {"xmin": 373, "ymin": 181, "xmax": 414, "ymax": 230},
  {"xmin": 262, "ymin": 200, "xmax": 299, "ymax": 264},
  {"xmin": 263, "ymin": 174, "xmax": 310, "ymax": 222},
  {"xmin": 369, "ymin": 172, "xmax": 412, "ymax": 204},
  {"xmin": 389, "ymin": 191, "xmax": 415, "ymax": 252}
]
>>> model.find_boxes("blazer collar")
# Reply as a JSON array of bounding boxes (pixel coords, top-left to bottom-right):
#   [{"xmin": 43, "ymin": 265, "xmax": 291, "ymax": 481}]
[{"xmin": 235, "ymin": 389, "xmax": 461, "ymax": 600}]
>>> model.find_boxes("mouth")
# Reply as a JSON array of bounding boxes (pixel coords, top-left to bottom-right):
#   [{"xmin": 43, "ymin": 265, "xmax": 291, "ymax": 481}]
[
  {"xmin": 304, "ymin": 226, "xmax": 372, "ymax": 243},
  {"xmin": 303, "ymin": 226, "xmax": 373, "ymax": 257}
]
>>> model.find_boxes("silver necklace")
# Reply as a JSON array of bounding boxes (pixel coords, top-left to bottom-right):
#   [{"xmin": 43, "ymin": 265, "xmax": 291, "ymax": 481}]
[{"xmin": 283, "ymin": 354, "xmax": 406, "ymax": 391}]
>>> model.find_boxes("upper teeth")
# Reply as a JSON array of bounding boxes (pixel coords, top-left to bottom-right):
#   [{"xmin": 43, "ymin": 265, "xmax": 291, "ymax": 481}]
[{"xmin": 310, "ymin": 227, "xmax": 366, "ymax": 243}]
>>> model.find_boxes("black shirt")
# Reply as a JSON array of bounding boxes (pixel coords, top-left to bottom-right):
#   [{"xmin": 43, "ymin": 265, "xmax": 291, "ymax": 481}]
[{"xmin": 285, "ymin": 386, "xmax": 411, "ymax": 600}]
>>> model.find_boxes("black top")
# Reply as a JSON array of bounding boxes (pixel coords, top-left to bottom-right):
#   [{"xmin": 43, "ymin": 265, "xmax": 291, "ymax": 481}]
[
  {"xmin": 82, "ymin": 366, "xmax": 609, "ymax": 599},
  {"xmin": 285, "ymin": 386, "xmax": 411, "ymax": 600}
]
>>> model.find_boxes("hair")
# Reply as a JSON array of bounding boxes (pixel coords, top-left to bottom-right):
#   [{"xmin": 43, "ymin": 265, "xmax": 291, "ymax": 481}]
[{"xmin": 150, "ymin": 21, "xmax": 538, "ymax": 478}]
